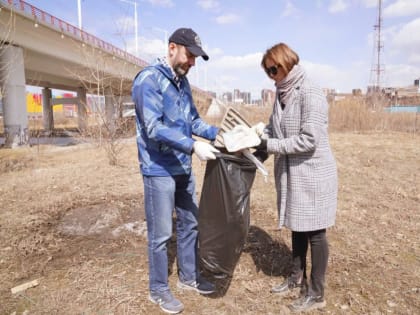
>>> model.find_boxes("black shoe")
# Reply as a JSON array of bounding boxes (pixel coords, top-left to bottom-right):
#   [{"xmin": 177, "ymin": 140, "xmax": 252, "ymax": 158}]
[
  {"xmin": 289, "ymin": 295, "xmax": 326, "ymax": 313},
  {"xmin": 271, "ymin": 278, "xmax": 308, "ymax": 296}
]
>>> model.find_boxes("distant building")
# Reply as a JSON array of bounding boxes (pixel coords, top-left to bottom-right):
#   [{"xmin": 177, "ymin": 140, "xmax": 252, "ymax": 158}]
[
  {"xmin": 222, "ymin": 92, "xmax": 233, "ymax": 102},
  {"xmin": 241, "ymin": 92, "xmax": 251, "ymax": 104},
  {"xmin": 220, "ymin": 89, "xmax": 252, "ymax": 104},
  {"xmin": 215, "ymin": 77, "xmax": 420, "ymax": 108},
  {"xmin": 233, "ymin": 89, "xmax": 241, "ymax": 103},
  {"xmin": 322, "ymin": 88, "xmax": 336, "ymax": 96},
  {"xmin": 380, "ymin": 78, "xmax": 420, "ymax": 105},
  {"xmin": 251, "ymin": 99, "xmax": 262, "ymax": 106},
  {"xmin": 261, "ymin": 89, "xmax": 275, "ymax": 106},
  {"xmin": 352, "ymin": 89, "xmax": 362, "ymax": 96},
  {"xmin": 366, "ymin": 86, "xmax": 379, "ymax": 96}
]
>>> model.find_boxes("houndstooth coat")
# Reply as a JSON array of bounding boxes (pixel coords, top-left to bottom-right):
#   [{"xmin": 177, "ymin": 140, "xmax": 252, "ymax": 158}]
[{"xmin": 265, "ymin": 76, "xmax": 338, "ymax": 232}]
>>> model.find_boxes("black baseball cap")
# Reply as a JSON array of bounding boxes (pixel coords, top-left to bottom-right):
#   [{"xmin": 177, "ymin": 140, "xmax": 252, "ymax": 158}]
[{"xmin": 168, "ymin": 28, "xmax": 209, "ymax": 61}]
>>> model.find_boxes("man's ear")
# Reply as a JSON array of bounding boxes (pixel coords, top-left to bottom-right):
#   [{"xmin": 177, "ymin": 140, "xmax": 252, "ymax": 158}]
[{"xmin": 168, "ymin": 42, "xmax": 177, "ymax": 57}]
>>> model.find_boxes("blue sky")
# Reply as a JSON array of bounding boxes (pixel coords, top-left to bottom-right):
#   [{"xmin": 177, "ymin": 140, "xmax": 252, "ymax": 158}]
[{"xmin": 25, "ymin": 0, "xmax": 420, "ymax": 100}]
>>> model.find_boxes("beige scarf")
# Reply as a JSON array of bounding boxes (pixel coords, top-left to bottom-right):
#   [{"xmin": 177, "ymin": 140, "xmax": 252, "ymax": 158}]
[
  {"xmin": 270, "ymin": 64, "xmax": 306, "ymax": 139},
  {"xmin": 275, "ymin": 64, "xmax": 305, "ymax": 107}
]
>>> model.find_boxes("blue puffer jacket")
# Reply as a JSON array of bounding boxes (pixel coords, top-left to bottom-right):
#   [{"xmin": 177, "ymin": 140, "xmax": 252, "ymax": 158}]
[{"xmin": 132, "ymin": 58, "xmax": 218, "ymax": 176}]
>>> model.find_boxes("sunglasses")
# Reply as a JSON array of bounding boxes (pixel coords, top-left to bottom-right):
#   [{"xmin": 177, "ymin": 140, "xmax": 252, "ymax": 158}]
[{"xmin": 265, "ymin": 64, "xmax": 281, "ymax": 77}]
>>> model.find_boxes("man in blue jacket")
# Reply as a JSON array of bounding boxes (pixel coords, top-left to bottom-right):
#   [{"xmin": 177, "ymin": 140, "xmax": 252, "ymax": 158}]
[{"xmin": 132, "ymin": 27, "xmax": 219, "ymax": 314}]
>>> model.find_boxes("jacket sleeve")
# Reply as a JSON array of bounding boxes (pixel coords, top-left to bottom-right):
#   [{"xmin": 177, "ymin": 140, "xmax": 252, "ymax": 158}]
[
  {"xmin": 190, "ymin": 106, "xmax": 218, "ymax": 140},
  {"xmin": 267, "ymin": 86, "xmax": 327, "ymax": 155},
  {"xmin": 133, "ymin": 70, "xmax": 194, "ymax": 154}
]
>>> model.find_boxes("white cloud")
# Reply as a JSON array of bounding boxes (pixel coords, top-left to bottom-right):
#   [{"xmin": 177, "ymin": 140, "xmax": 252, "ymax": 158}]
[
  {"xmin": 316, "ymin": 0, "xmax": 324, "ymax": 9},
  {"xmin": 301, "ymin": 60, "xmax": 368, "ymax": 92},
  {"xmin": 384, "ymin": 63, "xmax": 420, "ymax": 87},
  {"xmin": 407, "ymin": 54, "xmax": 420, "ymax": 65},
  {"xmin": 391, "ymin": 18, "xmax": 420, "ymax": 48},
  {"xmin": 383, "ymin": 0, "xmax": 420, "ymax": 18},
  {"xmin": 115, "ymin": 17, "xmax": 135, "ymax": 32},
  {"xmin": 212, "ymin": 53, "xmax": 262, "ymax": 69},
  {"xmin": 388, "ymin": 18, "xmax": 420, "ymax": 65},
  {"xmin": 328, "ymin": 0, "xmax": 349, "ymax": 13},
  {"xmin": 365, "ymin": 18, "xmax": 420, "ymax": 89},
  {"xmin": 208, "ymin": 47, "xmax": 224, "ymax": 56},
  {"xmin": 136, "ymin": 37, "xmax": 166, "ymax": 61},
  {"xmin": 195, "ymin": 52, "xmax": 370, "ymax": 98},
  {"xmin": 195, "ymin": 52, "xmax": 268, "ymax": 97},
  {"xmin": 197, "ymin": 0, "xmax": 220, "ymax": 10},
  {"xmin": 360, "ymin": 0, "xmax": 378, "ymax": 8},
  {"xmin": 146, "ymin": 0, "xmax": 174, "ymax": 8},
  {"xmin": 215, "ymin": 13, "xmax": 241, "ymax": 25},
  {"xmin": 282, "ymin": 1, "xmax": 298, "ymax": 17}
]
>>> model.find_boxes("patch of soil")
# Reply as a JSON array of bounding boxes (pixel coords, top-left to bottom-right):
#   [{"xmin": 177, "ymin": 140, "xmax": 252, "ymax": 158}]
[{"xmin": 57, "ymin": 203, "xmax": 146, "ymax": 238}]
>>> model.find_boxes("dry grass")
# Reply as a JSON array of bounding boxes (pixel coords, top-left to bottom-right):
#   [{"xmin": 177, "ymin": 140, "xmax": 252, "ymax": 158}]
[
  {"xmin": 329, "ymin": 98, "xmax": 418, "ymax": 133},
  {"xmin": 2, "ymin": 97, "xmax": 418, "ymax": 136},
  {"xmin": 207, "ymin": 98, "xmax": 418, "ymax": 135},
  {"xmin": 0, "ymin": 102, "xmax": 419, "ymax": 314}
]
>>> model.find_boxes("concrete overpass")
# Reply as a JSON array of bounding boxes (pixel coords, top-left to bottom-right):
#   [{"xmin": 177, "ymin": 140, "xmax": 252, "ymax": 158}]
[{"xmin": 0, "ymin": 0, "xmax": 212, "ymax": 147}]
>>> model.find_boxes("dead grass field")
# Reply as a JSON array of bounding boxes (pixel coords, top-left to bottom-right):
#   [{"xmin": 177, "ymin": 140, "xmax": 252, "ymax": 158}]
[{"xmin": 0, "ymin": 127, "xmax": 419, "ymax": 314}]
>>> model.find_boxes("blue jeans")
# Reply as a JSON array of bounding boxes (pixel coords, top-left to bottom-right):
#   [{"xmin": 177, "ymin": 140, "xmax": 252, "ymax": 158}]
[{"xmin": 143, "ymin": 173, "xmax": 199, "ymax": 293}]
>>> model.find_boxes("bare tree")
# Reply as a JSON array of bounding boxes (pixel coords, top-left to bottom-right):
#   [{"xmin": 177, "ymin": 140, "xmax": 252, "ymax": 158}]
[{"xmin": 67, "ymin": 42, "xmax": 138, "ymax": 165}]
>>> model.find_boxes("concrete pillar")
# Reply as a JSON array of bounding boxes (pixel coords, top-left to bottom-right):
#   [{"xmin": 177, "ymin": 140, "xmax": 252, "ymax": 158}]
[
  {"xmin": 42, "ymin": 87, "xmax": 53, "ymax": 134},
  {"xmin": 0, "ymin": 44, "xmax": 29, "ymax": 147},
  {"xmin": 77, "ymin": 87, "xmax": 87, "ymax": 131},
  {"xmin": 104, "ymin": 86, "xmax": 115, "ymax": 131}
]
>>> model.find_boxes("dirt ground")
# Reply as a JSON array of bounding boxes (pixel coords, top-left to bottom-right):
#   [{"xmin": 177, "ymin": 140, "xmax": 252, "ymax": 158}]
[{"xmin": 0, "ymin": 131, "xmax": 419, "ymax": 315}]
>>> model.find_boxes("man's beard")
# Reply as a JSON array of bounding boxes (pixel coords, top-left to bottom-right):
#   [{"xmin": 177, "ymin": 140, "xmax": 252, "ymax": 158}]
[{"xmin": 174, "ymin": 63, "xmax": 190, "ymax": 77}]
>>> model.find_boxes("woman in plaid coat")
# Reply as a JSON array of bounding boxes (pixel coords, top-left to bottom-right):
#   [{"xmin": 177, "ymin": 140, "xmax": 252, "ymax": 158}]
[{"xmin": 253, "ymin": 43, "xmax": 337, "ymax": 313}]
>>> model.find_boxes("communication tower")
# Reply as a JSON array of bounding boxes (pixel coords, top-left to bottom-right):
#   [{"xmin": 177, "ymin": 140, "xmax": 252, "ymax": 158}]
[{"xmin": 368, "ymin": 0, "xmax": 384, "ymax": 95}]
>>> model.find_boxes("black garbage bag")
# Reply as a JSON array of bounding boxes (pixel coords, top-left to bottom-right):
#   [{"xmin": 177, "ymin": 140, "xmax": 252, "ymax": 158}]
[{"xmin": 198, "ymin": 152, "xmax": 256, "ymax": 277}]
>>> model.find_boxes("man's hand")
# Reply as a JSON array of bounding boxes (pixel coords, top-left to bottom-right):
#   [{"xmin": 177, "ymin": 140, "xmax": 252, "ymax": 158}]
[
  {"xmin": 251, "ymin": 122, "xmax": 265, "ymax": 137},
  {"xmin": 193, "ymin": 141, "xmax": 220, "ymax": 161}
]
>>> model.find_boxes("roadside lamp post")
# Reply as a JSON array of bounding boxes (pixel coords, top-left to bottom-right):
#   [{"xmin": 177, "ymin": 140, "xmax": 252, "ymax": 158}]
[
  {"xmin": 77, "ymin": 0, "xmax": 82, "ymax": 29},
  {"xmin": 119, "ymin": 0, "xmax": 139, "ymax": 57}
]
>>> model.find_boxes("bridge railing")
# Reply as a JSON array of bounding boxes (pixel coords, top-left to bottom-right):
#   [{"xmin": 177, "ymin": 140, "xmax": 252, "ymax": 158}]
[
  {"xmin": 1, "ymin": 0, "xmax": 213, "ymax": 100},
  {"xmin": 2, "ymin": 0, "xmax": 148, "ymax": 67}
]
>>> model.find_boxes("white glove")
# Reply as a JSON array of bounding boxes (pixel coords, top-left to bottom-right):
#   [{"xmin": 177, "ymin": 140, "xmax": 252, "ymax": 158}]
[
  {"xmin": 251, "ymin": 122, "xmax": 265, "ymax": 137},
  {"xmin": 193, "ymin": 141, "xmax": 220, "ymax": 161}
]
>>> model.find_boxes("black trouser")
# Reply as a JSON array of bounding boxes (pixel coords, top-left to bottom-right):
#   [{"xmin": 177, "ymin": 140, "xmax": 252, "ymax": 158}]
[{"xmin": 289, "ymin": 229, "xmax": 329, "ymax": 298}]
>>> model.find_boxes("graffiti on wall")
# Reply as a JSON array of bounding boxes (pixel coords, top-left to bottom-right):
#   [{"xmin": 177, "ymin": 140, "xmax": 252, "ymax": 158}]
[
  {"xmin": 26, "ymin": 92, "xmax": 104, "ymax": 118},
  {"xmin": 26, "ymin": 92, "xmax": 78, "ymax": 116}
]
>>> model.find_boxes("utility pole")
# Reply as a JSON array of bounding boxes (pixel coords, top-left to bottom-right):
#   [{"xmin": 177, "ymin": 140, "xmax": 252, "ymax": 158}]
[{"xmin": 120, "ymin": 0, "xmax": 139, "ymax": 56}]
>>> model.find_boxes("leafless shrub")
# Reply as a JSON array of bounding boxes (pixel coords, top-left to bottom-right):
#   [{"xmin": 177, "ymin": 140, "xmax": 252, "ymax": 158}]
[{"xmin": 67, "ymin": 43, "xmax": 137, "ymax": 166}]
